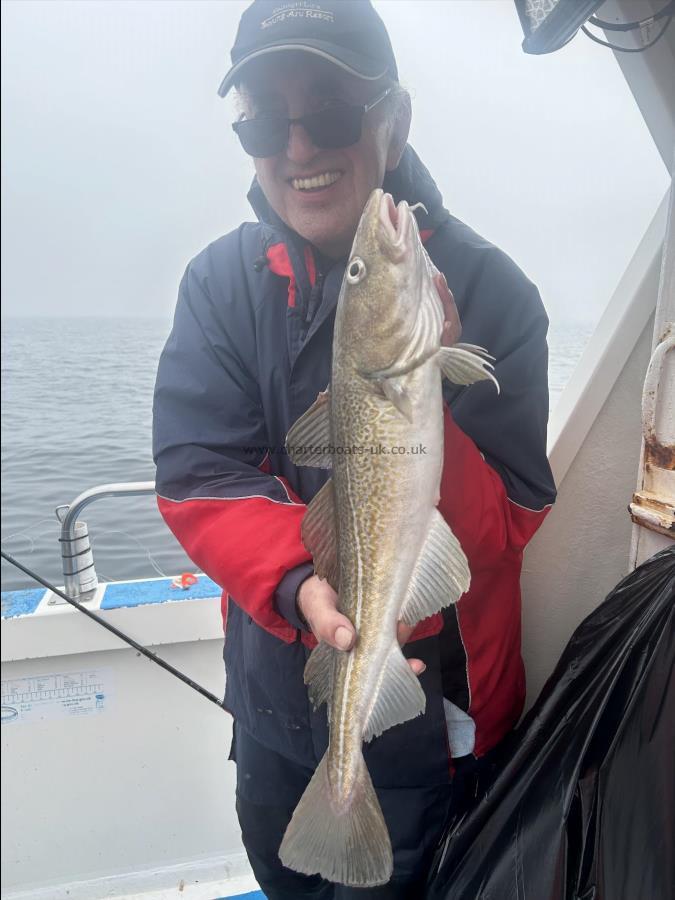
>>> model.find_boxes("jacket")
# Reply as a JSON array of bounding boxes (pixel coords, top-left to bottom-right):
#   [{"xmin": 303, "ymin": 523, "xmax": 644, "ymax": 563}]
[{"xmin": 152, "ymin": 145, "xmax": 556, "ymax": 765}]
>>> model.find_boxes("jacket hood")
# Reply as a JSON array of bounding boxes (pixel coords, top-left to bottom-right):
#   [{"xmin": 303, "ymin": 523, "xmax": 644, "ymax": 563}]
[{"xmin": 246, "ymin": 143, "xmax": 450, "ymax": 250}]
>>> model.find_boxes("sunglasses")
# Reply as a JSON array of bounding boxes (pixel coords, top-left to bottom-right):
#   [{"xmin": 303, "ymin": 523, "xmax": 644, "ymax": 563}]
[{"xmin": 232, "ymin": 86, "xmax": 392, "ymax": 158}]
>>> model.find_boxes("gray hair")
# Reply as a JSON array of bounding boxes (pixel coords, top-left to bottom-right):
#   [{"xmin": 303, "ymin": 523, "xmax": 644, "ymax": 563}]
[{"xmin": 232, "ymin": 76, "xmax": 410, "ymax": 122}]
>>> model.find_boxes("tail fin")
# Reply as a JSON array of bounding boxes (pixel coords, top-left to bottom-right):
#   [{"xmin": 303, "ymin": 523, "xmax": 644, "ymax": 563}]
[{"xmin": 278, "ymin": 751, "xmax": 393, "ymax": 888}]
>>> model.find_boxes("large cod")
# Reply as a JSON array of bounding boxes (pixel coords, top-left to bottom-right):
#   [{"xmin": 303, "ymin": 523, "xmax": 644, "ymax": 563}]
[{"xmin": 279, "ymin": 189, "xmax": 498, "ymax": 887}]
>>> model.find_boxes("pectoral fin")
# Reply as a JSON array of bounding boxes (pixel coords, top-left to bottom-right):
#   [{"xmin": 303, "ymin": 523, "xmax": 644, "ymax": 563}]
[
  {"xmin": 377, "ymin": 376, "xmax": 413, "ymax": 422},
  {"xmin": 453, "ymin": 342, "xmax": 496, "ymax": 362},
  {"xmin": 302, "ymin": 478, "xmax": 338, "ymax": 590},
  {"xmin": 285, "ymin": 389, "xmax": 332, "ymax": 468},
  {"xmin": 399, "ymin": 508, "xmax": 470, "ymax": 626},
  {"xmin": 437, "ymin": 345, "xmax": 499, "ymax": 392}
]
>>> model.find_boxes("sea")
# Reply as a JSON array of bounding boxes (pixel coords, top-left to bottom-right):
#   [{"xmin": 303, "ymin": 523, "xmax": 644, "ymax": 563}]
[{"xmin": 1, "ymin": 317, "xmax": 593, "ymax": 592}]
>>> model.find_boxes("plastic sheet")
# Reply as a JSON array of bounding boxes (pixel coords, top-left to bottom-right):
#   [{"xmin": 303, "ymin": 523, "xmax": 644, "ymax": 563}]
[{"xmin": 426, "ymin": 546, "xmax": 675, "ymax": 900}]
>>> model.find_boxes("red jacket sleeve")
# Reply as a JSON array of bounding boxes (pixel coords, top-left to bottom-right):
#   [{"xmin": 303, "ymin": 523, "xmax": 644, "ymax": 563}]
[
  {"xmin": 153, "ymin": 245, "xmax": 312, "ymax": 644},
  {"xmin": 157, "ymin": 487, "xmax": 310, "ymax": 643}
]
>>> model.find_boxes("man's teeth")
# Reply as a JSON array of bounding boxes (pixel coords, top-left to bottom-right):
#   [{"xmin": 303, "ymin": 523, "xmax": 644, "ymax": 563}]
[{"xmin": 291, "ymin": 171, "xmax": 342, "ymax": 191}]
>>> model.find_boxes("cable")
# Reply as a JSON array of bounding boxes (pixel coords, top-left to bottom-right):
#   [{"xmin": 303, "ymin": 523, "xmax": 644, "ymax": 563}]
[
  {"xmin": 1, "ymin": 517, "xmax": 59, "ymax": 554},
  {"xmin": 589, "ymin": 0, "xmax": 674, "ymax": 30},
  {"xmin": 1, "ymin": 549, "xmax": 226, "ymax": 712},
  {"xmin": 582, "ymin": 1, "xmax": 673, "ymax": 52},
  {"xmin": 91, "ymin": 529, "xmax": 168, "ymax": 578}
]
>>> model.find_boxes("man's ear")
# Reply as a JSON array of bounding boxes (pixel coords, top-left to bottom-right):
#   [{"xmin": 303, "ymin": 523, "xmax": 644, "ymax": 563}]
[{"xmin": 385, "ymin": 90, "xmax": 412, "ymax": 172}]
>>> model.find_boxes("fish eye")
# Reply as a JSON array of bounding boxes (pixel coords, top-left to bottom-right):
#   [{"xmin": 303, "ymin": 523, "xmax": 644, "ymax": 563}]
[{"xmin": 346, "ymin": 257, "xmax": 367, "ymax": 284}]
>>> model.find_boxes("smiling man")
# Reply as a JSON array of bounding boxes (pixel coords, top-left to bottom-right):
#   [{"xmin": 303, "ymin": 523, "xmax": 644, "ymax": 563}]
[
  {"xmin": 152, "ymin": 2, "xmax": 556, "ymax": 898},
  {"xmin": 232, "ymin": 53, "xmax": 405, "ymax": 261}
]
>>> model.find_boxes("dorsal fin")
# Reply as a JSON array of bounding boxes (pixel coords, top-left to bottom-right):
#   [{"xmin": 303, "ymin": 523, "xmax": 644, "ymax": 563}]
[{"xmin": 286, "ymin": 389, "xmax": 332, "ymax": 468}]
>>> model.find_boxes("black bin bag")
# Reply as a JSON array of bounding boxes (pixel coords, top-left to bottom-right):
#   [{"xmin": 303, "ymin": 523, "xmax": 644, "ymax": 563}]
[{"xmin": 426, "ymin": 546, "xmax": 675, "ymax": 900}]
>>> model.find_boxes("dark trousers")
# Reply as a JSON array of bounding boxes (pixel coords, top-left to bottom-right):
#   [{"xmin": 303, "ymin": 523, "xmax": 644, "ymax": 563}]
[{"xmin": 230, "ymin": 723, "xmax": 454, "ymax": 900}]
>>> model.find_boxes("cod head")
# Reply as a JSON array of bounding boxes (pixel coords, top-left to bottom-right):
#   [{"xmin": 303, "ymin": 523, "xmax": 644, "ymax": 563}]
[{"xmin": 335, "ymin": 188, "xmax": 444, "ymax": 377}]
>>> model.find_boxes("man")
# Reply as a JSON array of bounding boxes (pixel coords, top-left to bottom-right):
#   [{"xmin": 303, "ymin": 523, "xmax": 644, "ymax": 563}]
[{"xmin": 153, "ymin": 1, "xmax": 556, "ymax": 897}]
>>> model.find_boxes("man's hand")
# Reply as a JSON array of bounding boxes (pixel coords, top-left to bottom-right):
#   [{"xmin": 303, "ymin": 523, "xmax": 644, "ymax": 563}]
[
  {"xmin": 297, "ymin": 575, "xmax": 426, "ymax": 675},
  {"xmin": 433, "ymin": 270, "xmax": 462, "ymax": 347}
]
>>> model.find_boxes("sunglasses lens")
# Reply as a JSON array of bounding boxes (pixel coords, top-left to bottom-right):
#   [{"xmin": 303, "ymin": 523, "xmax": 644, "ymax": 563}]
[
  {"xmin": 235, "ymin": 117, "xmax": 288, "ymax": 158},
  {"xmin": 233, "ymin": 106, "xmax": 365, "ymax": 157},
  {"xmin": 305, "ymin": 107, "xmax": 363, "ymax": 149}
]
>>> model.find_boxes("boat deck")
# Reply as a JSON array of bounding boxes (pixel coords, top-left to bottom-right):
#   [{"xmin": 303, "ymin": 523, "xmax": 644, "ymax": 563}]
[{"xmin": 1, "ymin": 573, "xmax": 266, "ymax": 900}]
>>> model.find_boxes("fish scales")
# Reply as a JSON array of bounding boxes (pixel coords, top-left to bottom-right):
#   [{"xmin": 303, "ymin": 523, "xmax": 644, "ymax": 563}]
[
  {"xmin": 279, "ymin": 188, "xmax": 499, "ymax": 887},
  {"xmin": 329, "ymin": 364, "xmax": 443, "ymax": 807}
]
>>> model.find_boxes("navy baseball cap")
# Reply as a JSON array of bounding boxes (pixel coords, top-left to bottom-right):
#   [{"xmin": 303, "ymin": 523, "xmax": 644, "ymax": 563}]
[{"xmin": 217, "ymin": 0, "xmax": 398, "ymax": 98}]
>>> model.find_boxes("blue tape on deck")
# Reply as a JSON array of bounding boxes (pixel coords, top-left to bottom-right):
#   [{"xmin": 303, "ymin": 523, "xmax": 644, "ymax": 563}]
[
  {"xmin": 101, "ymin": 575, "xmax": 221, "ymax": 610},
  {"xmin": 1, "ymin": 588, "xmax": 46, "ymax": 619},
  {"xmin": 217, "ymin": 892, "xmax": 266, "ymax": 900}
]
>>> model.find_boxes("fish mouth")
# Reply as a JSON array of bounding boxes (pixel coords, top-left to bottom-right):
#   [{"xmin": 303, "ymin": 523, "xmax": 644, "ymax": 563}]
[{"xmin": 378, "ymin": 192, "xmax": 412, "ymax": 257}]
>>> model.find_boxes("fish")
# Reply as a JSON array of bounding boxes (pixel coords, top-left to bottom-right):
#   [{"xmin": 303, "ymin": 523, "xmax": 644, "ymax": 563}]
[{"xmin": 279, "ymin": 188, "xmax": 498, "ymax": 887}]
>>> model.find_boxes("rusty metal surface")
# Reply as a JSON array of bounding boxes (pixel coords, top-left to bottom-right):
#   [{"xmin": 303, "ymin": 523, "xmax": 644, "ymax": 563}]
[
  {"xmin": 634, "ymin": 324, "xmax": 675, "ymax": 538},
  {"xmin": 644, "ymin": 441, "xmax": 675, "ymax": 471},
  {"xmin": 629, "ymin": 490, "xmax": 675, "ymax": 537}
]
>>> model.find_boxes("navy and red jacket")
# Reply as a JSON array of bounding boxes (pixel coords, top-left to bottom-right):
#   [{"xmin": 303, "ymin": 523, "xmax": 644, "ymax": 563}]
[{"xmin": 153, "ymin": 145, "xmax": 556, "ymax": 769}]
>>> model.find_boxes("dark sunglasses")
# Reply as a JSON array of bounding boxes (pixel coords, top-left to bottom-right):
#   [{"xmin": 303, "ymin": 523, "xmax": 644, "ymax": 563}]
[{"xmin": 232, "ymin": 86, "xmax": 392, "ymax": 158}]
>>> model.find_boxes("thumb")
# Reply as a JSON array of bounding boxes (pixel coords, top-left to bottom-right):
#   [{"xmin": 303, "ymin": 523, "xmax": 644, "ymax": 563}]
[
  {"xmin": 333, "ymin": 621, "xmax": 355, "ymax": 651},
  {"xmin": 306, "ymin": 597, "xmax": 355, "ymax": 651}
]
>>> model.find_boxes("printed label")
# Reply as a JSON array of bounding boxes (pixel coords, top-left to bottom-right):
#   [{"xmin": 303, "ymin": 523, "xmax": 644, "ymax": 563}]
[
  {"xmin": 262, "ymin": 3, "xmax": 335, "ymax": 29},
  {"xmin": 1, "ymin": 669, "xmax": 111, "ymax": 725}
]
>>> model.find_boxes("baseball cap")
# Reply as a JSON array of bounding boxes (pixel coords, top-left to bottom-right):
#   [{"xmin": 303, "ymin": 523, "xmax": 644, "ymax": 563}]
[{"xmin": 217, "ymin": 0, "xmax": 398, "ymax": 98}]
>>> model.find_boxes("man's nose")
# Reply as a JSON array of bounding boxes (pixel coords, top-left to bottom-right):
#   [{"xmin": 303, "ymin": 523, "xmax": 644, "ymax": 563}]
[{"xmin": 286, "ymin": 121, "xmax": 318, "ymax": 164}]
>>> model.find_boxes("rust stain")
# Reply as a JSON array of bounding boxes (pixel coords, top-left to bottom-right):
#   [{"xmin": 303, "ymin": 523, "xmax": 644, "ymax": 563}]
[
  {"xmin": 630, "ymin": 492, "xmax": 675, "ymax": 536},
  {"xmin": 629, "ymin": 509, "xmax": 675, "ymax": 534},
  {"xmin": 644, "ymin": 440, "xmax": 675, "ymax": 471}
]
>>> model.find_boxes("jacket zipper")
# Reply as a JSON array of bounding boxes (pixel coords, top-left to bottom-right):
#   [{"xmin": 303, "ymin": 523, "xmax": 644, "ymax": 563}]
[{"xmin": 301, "ymin": 272, "xmax": 324, "ymax": 339}]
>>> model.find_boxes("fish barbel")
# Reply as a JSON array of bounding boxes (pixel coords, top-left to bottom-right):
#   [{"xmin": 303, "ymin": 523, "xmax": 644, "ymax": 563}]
[{"xmin": 279, "ymin": 189, "xmax": 498, "ymax": 887}]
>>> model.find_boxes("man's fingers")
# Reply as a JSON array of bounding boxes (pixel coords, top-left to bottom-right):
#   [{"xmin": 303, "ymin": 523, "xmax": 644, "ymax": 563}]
[
  {"xmin": 311, "ymin": 612, "xmax": 355, "ymax": 651},
  {"xmin": 333, "ymin": 623, "xmax": 355, "ymax": 651},
  {"xmin": 299, "ymin": 577, "xmax": 424, "ymax": 664},
  {"xmin": 308, "ymin": 606, "xmax": 355, "ymax": 651},
  {"xmin": 397, "ymin": 622, "xmax": 425, "ymax": 675},
  {"xmin": 407, "ymin": 658, "xmax": 426, "ymax": 676},
  {"xmin": 298, "ymin": 575, "xmax": 355, "ymax": 650}
]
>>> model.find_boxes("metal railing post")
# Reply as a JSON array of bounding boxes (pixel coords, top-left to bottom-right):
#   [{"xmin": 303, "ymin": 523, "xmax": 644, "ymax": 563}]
[{"xmin": 56, "ymin": 481, "xmax": 156, "ymax": 602}]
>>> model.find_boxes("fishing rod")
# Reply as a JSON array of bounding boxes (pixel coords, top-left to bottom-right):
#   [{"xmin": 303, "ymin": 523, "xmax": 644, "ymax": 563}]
[{"xmin": 1, "ymin": 549, "xmax": 226, "ymax": 712}]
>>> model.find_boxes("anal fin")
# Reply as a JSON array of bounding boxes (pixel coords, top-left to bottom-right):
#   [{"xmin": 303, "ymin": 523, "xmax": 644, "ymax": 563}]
[
  {"xmin": 301, "ymin": 478, "xmax": 338, "ymax": 590},
  {"xmin": 377, "ymin": 375, "xmax": 413, "ymax": 422},
  {"xmin": 362, "ymin": 642, "xmax": 426, "ymax": 742},
  {"xmin": 303, "ymin": 640, "xmax": 336, "ymax": 711},
  {"xmin": 399, "ymin": 508, "xmax": 470, "ymax": 626}
]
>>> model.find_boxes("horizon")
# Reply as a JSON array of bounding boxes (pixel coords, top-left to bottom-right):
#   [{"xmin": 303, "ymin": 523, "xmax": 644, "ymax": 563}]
[{"xmin": 1, "ymin": 0, "xmax": 669, "ymax": 330}]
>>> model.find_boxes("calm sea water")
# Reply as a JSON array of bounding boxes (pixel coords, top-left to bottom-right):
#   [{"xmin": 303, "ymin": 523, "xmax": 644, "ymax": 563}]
[{"xmin": 1, "ymin": 317, "xmax": 592, "ymax": 592}]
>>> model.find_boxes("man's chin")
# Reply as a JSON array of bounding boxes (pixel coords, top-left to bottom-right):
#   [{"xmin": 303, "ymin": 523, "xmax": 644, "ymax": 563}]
[
  {"xmin": 303, "ymin": 230, "xmax": 351, "ymax": 260},
  {"xmin": 289, "ymin": 213, "xmax": 355, "ymax": 260}
]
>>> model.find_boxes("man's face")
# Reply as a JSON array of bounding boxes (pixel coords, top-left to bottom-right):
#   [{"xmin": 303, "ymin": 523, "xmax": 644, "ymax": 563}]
[{"xmin": 237, "ymin": 54, "xmax": 408, "ymax": 260}]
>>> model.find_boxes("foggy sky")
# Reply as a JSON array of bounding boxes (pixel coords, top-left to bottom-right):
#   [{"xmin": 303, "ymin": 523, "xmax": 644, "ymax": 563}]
[{"xmin": 1, "ymin": 0, "xmax": 669, "ymax": 327}]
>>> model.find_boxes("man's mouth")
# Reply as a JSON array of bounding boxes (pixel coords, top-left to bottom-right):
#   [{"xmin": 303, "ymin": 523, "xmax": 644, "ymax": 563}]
[{"xmin": 290, "ymin": 171, "xmax": 343, "ymax": 192}]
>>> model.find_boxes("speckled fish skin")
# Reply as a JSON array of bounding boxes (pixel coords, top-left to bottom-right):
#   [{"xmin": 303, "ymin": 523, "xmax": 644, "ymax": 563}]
[
  {"xmin": 279, "ymin": 189, "xmax": 497, "ymax": 888},
  {"xmin": 327, "ymin": 190, "xmax": 445, "ymax": 804}
]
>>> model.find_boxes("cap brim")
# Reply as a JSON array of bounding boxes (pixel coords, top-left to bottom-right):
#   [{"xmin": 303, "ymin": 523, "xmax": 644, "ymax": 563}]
[{"xmin": 217, "ymin": 39, "xmax": 389, "ymax": 98}]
